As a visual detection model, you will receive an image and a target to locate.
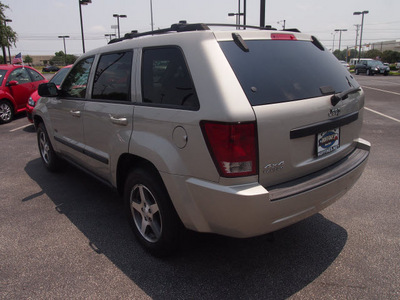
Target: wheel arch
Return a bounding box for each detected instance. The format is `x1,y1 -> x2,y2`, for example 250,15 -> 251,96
0,97 -> 16,111
116,153 -> 163,196
33,114 -> 44,130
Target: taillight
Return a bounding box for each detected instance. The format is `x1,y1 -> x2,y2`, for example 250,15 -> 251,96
201,121 -> 258,178
271,33 -> 297,40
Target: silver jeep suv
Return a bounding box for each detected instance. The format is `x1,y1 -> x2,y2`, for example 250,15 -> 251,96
34,23 -> 370,256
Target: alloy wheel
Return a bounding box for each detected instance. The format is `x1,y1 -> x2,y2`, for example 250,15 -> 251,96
0,103 -> 12,123
39,131 -> 51,164
130,184 -> 162,243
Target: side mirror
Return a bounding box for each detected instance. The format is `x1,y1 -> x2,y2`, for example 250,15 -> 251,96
6,80 -> 18,87
38,82 -> 59,97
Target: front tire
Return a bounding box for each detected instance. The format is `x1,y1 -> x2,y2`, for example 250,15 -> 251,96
355,69 -> 359,75
124,168 -> 182,257
0,100 -> 13,124
37,123 -> 63,171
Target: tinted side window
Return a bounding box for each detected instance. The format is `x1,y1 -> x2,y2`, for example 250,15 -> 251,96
141,47 -> 199,109
26,68 -> 45,82
0,70 -> 7,85
50,67 -> 70,85
92,51 -> 133,101
7,68 -> 31,84
61,57 -> 94,98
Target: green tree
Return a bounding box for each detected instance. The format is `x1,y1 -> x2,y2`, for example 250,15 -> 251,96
50,51 -> 77,66
24,55 -> 33,64
364,49 -> 383,60
333,49 -> 344,60
381,50 -> 400,63
0,2 -> 18,64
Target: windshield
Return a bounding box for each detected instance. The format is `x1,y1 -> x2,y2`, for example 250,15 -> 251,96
0,69 -> 7,86
369,60 -> 383,67
219,40 -> 360,105
50,67 -> 71,86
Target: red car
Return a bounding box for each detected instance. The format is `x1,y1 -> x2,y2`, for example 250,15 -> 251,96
26,65 -> 72,123
0,65 -> 47,124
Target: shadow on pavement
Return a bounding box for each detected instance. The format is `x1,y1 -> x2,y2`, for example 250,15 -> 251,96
25,158 -> 347,299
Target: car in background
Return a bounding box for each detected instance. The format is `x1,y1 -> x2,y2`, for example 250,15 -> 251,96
42,65 -> 60,73
355,59 -> 390,76
27,65 -> 72,122
339,60 -> 350,70
0,64 -> 47,124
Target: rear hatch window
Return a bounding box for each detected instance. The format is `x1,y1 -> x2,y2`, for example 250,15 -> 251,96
219,39 -> 359,105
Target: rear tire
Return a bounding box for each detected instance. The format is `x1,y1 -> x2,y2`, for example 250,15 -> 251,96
37,123 -> 63,171
355,69 -> 359,75
124,168 -> 182,257
0,100 -> 13,124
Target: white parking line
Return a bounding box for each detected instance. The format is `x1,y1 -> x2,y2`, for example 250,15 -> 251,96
365,107 -> 400,123
9,124 -> 31,132
362,85 -> 400,96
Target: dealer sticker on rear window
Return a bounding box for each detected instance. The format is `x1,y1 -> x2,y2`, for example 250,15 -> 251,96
317,128 -> 340,157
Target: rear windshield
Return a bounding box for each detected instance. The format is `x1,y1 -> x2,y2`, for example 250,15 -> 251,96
219,39 -> 360,105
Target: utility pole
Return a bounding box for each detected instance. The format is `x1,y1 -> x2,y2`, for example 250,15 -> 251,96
260,0 -> 266,28
353,10 -> 369,62
354,24 -> 360,54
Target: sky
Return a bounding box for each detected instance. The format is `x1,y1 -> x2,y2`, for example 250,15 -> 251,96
2,0 -> 400,57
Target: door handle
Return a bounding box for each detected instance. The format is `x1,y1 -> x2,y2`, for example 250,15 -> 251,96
109,115 -> 128,126
70,110 -> 81,117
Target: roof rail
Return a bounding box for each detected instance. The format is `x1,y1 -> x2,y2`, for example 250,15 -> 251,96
109,22 -> 210,44
109,22 -> 299,44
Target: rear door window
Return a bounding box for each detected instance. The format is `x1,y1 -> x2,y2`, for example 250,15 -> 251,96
26,68 -> 45,82
219,40 -> 359,106
141,47 -> 199,110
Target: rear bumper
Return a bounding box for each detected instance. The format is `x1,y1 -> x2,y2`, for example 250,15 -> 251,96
164,139 -> 370,238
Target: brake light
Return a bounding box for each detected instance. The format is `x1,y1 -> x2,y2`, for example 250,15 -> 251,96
201,121 -> 258,177
271,33 -> 297,40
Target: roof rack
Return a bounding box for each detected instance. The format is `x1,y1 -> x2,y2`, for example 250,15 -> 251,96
109,21 -> 299,44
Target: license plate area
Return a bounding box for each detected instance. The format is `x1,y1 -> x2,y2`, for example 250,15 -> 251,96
317,128 -> 340,157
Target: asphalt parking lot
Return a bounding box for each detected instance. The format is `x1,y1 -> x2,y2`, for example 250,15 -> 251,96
1,74 -> 399,299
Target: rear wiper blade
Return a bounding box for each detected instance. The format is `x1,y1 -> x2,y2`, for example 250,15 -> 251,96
331,87 -> 361,106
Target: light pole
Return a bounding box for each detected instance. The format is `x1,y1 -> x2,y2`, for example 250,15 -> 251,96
4,19 -> 12,64
113,14 -> 127,38
228,12 -> 244,29
243,0 -> 247,28
150,0 -> 154,32
334,29 -> 347,51
58,35 -> 70,65
105,33 -> 116,43
79,0 -> 92,54
353,10 -> 369,62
